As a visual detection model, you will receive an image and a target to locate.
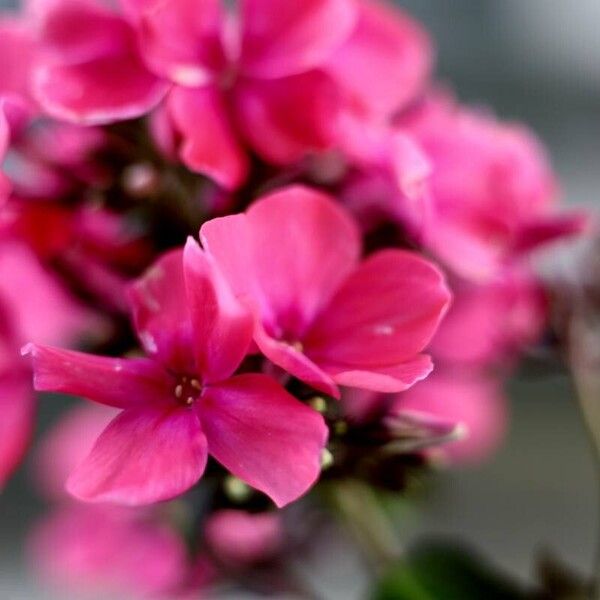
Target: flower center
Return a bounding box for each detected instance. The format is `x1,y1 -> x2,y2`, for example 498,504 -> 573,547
174,376 -> 202,406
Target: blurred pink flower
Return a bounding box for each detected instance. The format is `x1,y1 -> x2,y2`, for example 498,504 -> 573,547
399,91 -> 587,280
391,370 -> 508,465
33,0 -> 169,124
34,403 -> 118,500
0,241 -> 98,487
204,510 -> 283,567
28,504 -> 191,599
430,270 -> 548,368
201,185 -> 450,398
25,245 -> 327,507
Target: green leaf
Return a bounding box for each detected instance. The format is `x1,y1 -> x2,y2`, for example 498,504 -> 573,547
372,541 -> 526,600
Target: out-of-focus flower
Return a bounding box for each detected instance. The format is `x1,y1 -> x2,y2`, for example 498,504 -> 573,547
391,370 -> 508,464
25,245 -> 327,507
0,15 -> 38,129
31,0 -> 433,193
204,510 -> 283,567
201,185 -> 450,398
430,270 -> 548,368
399,91 -> 587,280
33,403 -> 118,500
28,504 -> 191,599
33,0 -> 169,124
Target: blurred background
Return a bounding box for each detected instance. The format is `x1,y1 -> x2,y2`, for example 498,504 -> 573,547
1,1 -> 599,598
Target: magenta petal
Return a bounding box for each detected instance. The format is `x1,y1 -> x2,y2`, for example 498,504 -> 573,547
128,249 -> 194,373
0,373 -> 35,488
305,250 -> 451,367
203,186 -> 360,339
202,374 -> 328,507
323,354 -> 433,393
67,407 -> 207,505
24,344 -> 173,409
326,1 -> 433,117
239,0 -> 356,79
34,56 -> 168,125
183,238 -> 253,383
254,321 -> 339,399
233,70 -> 340,165
139,0 -> 225,85
168,86 -> 248,189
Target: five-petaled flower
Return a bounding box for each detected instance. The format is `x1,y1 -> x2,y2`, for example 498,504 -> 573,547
24,243 -> 327,507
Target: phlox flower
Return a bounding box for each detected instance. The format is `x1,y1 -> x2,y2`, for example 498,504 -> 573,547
204,509 -> 283,567
25,244 -> 328,507
31,0 -> 433,191
399,91 -> 588,280
28,504 -> 194,599
200,185 -> 451,398
392,370 -> 508,464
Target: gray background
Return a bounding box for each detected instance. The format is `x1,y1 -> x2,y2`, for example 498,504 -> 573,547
1,1 -> 600,598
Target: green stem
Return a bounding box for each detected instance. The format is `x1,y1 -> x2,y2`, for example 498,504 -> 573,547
569,317 -> 600,599
327,479 -> 403,573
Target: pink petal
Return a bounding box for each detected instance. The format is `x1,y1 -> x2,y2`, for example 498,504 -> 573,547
34,56 -> 168,125
168,86 -> 248,189
201,374 -> 328,507
322,354 -> 433,393
0,372 -> 35,488
183,238 -> 253,384
233,70 -> 340,165
34,1 -> 167,124
239,0 -> 356,79
513,212 -> 590,255
0,17 -> 37,112
34,403 -> 118,500
326,0 -> 433,117
139,0 -> 225,85
24,344 -> 173,409
128,249 -> 194,373
395,370 -> 508,464
254,320 -> 339,398
201,185 -> 361,339
67,407 -> 207,505
0,241 -> 96,347
28,504 -> 188,597
305,250 -> 450,367
204,510 -> 283,566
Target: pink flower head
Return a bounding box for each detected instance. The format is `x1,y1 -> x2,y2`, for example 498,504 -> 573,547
204,509 -> 283,567
201,185 -> 451,398
399,91 -> 588,280
25,245 -> 328,507
430,270 -> 548,368
28,504 -> 190,599
391,370 -> 508,464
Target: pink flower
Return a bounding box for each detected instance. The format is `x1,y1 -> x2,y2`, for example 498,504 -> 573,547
204,510 -> 283,567
25,245 -> 328,507
33,403 -> 118,501
200,185 -> 451,398
399,91 -> 588,280
391,370 -> 508,464
33,0 -> 169,124
324,0 -> 434,121
28,504 -> 191,599
430,270 -> 547,368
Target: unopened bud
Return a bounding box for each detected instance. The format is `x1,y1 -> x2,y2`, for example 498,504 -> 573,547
309,396 -> 328,413
321,448 -> 334,470
224,475 -> 252,503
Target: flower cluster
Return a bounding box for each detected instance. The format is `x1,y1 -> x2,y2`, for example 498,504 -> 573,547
0,0 -> 588,596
